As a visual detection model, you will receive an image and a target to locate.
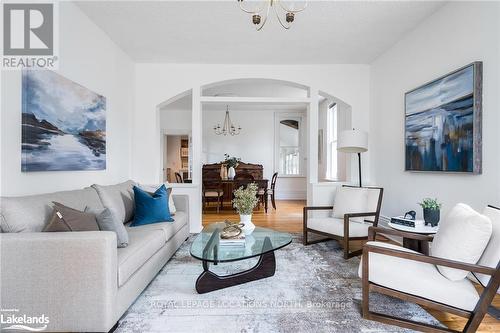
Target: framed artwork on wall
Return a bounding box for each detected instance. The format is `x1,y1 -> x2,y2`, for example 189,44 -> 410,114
22,70 -> 107,172
405,62 -> 482,173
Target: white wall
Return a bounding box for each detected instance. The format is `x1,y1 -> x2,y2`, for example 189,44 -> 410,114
203,109 -> 307,200
0,2 -> 135,196
370,2 -> 500,219
134,64 -> 371,184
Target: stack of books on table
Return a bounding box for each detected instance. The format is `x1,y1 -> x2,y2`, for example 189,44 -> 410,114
390,216 -> 425,228
219,233 -> 246,247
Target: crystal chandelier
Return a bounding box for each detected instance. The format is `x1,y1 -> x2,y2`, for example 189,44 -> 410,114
214,106 -> 241,136
237,0 -> 307,31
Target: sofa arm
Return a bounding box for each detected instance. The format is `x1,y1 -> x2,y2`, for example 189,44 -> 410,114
173,194 -> 189,214
0,231 -> 118,332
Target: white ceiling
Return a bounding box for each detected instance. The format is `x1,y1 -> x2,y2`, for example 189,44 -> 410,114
75,0 -> 446,64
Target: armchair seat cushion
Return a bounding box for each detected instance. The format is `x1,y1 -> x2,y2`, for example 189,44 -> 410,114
117,229 -> 165,287
307,217 -> 370,237
359,241 -> 480,311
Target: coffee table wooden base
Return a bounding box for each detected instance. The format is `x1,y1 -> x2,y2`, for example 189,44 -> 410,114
195,249 -> 276,294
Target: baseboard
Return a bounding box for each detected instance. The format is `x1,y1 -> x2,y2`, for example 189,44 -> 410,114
275,190 -> 307,200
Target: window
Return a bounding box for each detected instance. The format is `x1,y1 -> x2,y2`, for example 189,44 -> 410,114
276,114 -> 303,176
326,103 -> 338,180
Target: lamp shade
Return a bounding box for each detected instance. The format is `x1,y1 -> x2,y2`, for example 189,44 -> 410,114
337,129 -> 368,153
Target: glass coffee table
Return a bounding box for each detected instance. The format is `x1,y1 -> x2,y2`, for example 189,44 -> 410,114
190,222 -> 292,293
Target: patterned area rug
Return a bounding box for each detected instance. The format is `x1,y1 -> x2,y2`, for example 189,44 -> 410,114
116,235 -> 441,333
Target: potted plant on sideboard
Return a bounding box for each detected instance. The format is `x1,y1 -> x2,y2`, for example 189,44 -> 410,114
419,198 -> 442,227
232,183 -> 259,234
222,154 -> 241,180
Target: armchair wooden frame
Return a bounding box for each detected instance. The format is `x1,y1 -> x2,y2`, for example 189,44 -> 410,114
362,226 -> 500,333
303,185 -> 384,259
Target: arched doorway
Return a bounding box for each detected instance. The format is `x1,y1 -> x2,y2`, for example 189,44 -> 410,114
156,78 -> 353,232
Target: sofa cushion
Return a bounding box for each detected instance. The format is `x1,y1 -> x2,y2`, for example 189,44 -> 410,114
117,228 -> 165,287
332,186 -> 368,222
0,187 -> 104,233
307,217 -> 370,237
86,207 -> 129,248
125,211 -> 188,242
130,185 -> 174,226
92,180 -> 136,223
139,183 -> 177,215
44,202 -> 99,232
474,206 -> 500,288
359,241 -> 480,311
431,203 -> 492,281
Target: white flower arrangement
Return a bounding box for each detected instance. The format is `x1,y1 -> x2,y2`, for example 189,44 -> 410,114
232,183 -> 259,215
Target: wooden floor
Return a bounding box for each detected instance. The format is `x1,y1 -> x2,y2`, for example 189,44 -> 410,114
202,200 -> 499,333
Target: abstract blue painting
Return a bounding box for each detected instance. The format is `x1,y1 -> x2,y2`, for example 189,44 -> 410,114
22,70 -> 106,172
405,62 -> 482,173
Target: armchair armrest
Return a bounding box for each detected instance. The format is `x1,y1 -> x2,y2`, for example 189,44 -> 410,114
345,212 -> 378,218
303,206 -> 334,211
368,226 -> 435,242
363,243 -> 496,276
173,194 -> 189,213
0,231 -> 118,332
345,212 -> 378,224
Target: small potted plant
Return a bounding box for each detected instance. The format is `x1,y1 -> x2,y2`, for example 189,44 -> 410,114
419,198 -> 442,227
232,183 -> 259,234
222,154 -> 241,180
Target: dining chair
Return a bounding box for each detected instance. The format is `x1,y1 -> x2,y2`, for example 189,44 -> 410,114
259,172 -> 278,210
303,185 -> 384,259
254,179 -> 269,213
359,204 -> 500,333
202,178 -> 224,213
175,172 -> 183,183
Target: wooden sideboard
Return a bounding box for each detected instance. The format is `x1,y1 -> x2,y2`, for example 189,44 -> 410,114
202,162 -> 264,180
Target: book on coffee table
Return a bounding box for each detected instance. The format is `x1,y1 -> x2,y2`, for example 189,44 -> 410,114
219,233 -> 246,246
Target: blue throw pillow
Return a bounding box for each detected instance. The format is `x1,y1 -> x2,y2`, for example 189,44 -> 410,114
130,184 -> 174,226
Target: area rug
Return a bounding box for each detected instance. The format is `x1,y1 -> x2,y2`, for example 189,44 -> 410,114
116,235 -> 441,333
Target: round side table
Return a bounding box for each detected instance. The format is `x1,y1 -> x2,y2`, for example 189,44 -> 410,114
387,222 -> 439,255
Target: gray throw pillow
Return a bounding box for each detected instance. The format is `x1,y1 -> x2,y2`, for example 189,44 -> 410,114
86,207 -> 129,248
43,202 -> 99,232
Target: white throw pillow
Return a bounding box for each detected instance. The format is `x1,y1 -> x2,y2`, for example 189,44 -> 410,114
474,206 -> 500,287
139,183 -> 177,215
332,186 -> 368,223
431,203 -> 492,281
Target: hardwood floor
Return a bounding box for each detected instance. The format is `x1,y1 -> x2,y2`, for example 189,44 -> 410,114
202,200 -> 499,333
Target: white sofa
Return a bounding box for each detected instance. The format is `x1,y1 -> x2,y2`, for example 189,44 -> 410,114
0,180 -> 189,332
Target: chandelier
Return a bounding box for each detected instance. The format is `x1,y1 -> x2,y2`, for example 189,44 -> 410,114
214,106 -> 241,136
237,0 -> 307,31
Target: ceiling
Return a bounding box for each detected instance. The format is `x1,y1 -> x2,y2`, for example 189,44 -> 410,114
75,1 -> 446,64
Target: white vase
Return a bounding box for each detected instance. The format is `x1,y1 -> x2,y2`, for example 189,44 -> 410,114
239,214 -> 255,235
228,166 -> 236,180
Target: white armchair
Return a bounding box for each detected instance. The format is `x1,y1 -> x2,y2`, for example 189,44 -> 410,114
359,205 -> 500,333
303,185 -> 384,259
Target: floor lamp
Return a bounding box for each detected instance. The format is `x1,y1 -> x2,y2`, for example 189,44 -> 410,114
337,129 -> 368,187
